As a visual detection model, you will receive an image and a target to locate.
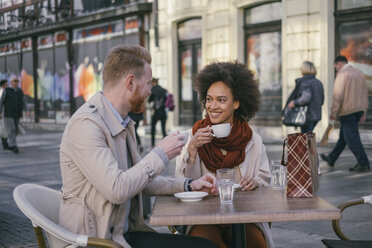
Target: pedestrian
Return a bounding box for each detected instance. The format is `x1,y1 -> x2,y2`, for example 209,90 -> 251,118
175,61 -> 274,248
286,61 -> 324,133
128,111 -> 144,153
148,77 -> 167,147
321,55 -> 370,172
0,77 -> 28,153
0,79 -> 8,150
58,44 -> 219,248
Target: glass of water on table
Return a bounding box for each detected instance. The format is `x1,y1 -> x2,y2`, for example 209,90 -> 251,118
216,168 -> 234,204
270,160 -> 287,190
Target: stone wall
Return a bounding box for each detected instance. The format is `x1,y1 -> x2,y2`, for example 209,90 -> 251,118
150,0 -> 335,138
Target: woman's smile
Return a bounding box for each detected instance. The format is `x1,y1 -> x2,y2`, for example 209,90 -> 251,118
209,111 -> 221,119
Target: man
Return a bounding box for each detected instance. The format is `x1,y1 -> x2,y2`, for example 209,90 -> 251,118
59,45 -> 218,248
0,79 -> 8,149
0,77 -> 27,153
321,56 -> 370,172
148,77 -> 167,147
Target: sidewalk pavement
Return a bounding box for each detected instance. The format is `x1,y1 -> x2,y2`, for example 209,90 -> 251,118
0,128 -> 371,248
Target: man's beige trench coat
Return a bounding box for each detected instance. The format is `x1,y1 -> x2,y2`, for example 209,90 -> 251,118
59,92 -> 186,247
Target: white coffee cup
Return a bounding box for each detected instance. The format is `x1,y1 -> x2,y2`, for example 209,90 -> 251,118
211,123 -> 231,138
179,130 -> 189,145
169,130 -> 189,145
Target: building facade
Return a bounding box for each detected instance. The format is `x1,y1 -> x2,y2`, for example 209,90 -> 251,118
149,0 -> 372,138
0,0 -> 152,124
1,0 -> 371,138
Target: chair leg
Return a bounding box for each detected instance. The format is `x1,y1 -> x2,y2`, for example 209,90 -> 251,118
33,226 -> 47,248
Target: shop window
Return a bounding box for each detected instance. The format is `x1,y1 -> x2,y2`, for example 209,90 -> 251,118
335,1 -> 372,127
177,18 -> 202,126
244,1 -> 282,125
336,0 -> 372,10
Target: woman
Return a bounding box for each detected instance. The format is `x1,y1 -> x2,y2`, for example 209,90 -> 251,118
175,61 -> 274,248
287,61 -> 324,133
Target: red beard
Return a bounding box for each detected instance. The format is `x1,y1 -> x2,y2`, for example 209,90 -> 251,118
129,86 -> 146,113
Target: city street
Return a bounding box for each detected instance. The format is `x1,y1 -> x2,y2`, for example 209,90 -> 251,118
0,129 -> 371,248
1,0 -> 372,247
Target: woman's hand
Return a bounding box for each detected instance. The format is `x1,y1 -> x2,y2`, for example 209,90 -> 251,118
239,176 -> 259,191
187,126 -> 213,160
288,100 -> 295,109
190,174 -> 218,194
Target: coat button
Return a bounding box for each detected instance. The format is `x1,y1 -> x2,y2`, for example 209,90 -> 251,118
89,105 -> 95,108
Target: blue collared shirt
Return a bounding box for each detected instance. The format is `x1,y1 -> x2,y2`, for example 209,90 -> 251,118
101,92 -> 131,128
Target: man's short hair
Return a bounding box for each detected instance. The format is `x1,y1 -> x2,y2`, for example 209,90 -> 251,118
334,55 -> 348,64
102,45 -> 152,88
152,77 -> 159,83
0,79 -> 7,87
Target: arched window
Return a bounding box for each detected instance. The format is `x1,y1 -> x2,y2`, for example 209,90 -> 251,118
178,18 -> 202,125
244,1 -> 282,125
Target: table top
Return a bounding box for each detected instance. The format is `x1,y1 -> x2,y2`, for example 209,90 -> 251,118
149,187 -> 341,226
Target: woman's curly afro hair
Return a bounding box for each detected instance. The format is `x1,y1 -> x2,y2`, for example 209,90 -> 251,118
194,60 -> 260,121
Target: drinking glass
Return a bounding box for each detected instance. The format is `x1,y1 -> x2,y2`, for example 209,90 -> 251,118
270,161 -> 287,190
217,168 -> 234,204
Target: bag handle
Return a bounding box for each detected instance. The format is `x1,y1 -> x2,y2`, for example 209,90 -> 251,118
281,138 -> 287,166
306,132 -> 316,154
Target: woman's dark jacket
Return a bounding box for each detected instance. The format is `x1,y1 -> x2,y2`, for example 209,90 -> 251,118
293,74 -> 324,122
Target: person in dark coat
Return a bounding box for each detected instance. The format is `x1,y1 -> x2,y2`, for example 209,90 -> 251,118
0,77 -> 28,153
148,77 -> 167,147
0,79 -> 8,150
128,111 -> 144,153
287,61 -> 324,133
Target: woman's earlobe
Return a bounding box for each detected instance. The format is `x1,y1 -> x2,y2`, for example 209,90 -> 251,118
234,101 -> 240,110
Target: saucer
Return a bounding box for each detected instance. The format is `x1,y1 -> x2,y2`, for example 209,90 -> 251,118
233,183 -> 241,190
174,192 -> 208,202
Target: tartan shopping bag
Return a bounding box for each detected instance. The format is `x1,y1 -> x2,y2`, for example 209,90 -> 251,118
281,132 -> 319,198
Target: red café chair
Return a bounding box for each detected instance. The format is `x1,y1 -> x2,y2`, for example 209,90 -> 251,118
321,194 -> 372,248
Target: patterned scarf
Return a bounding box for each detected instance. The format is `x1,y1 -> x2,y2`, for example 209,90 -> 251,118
192,114 -> 252,173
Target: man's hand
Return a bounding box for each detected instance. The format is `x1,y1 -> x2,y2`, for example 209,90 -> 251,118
157,132 -> 185,160
330,114 -> 335,121
190,174 -> 218,194
288,100 -> 295,109
360,113 -> 366,123
239,176 -> 259,191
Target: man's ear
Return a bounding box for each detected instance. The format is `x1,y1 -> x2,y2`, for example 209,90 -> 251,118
124,74 -> 135,92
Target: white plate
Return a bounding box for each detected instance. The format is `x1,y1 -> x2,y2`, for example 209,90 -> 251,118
233,183 -> 241,190
174,192 -> 208,202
